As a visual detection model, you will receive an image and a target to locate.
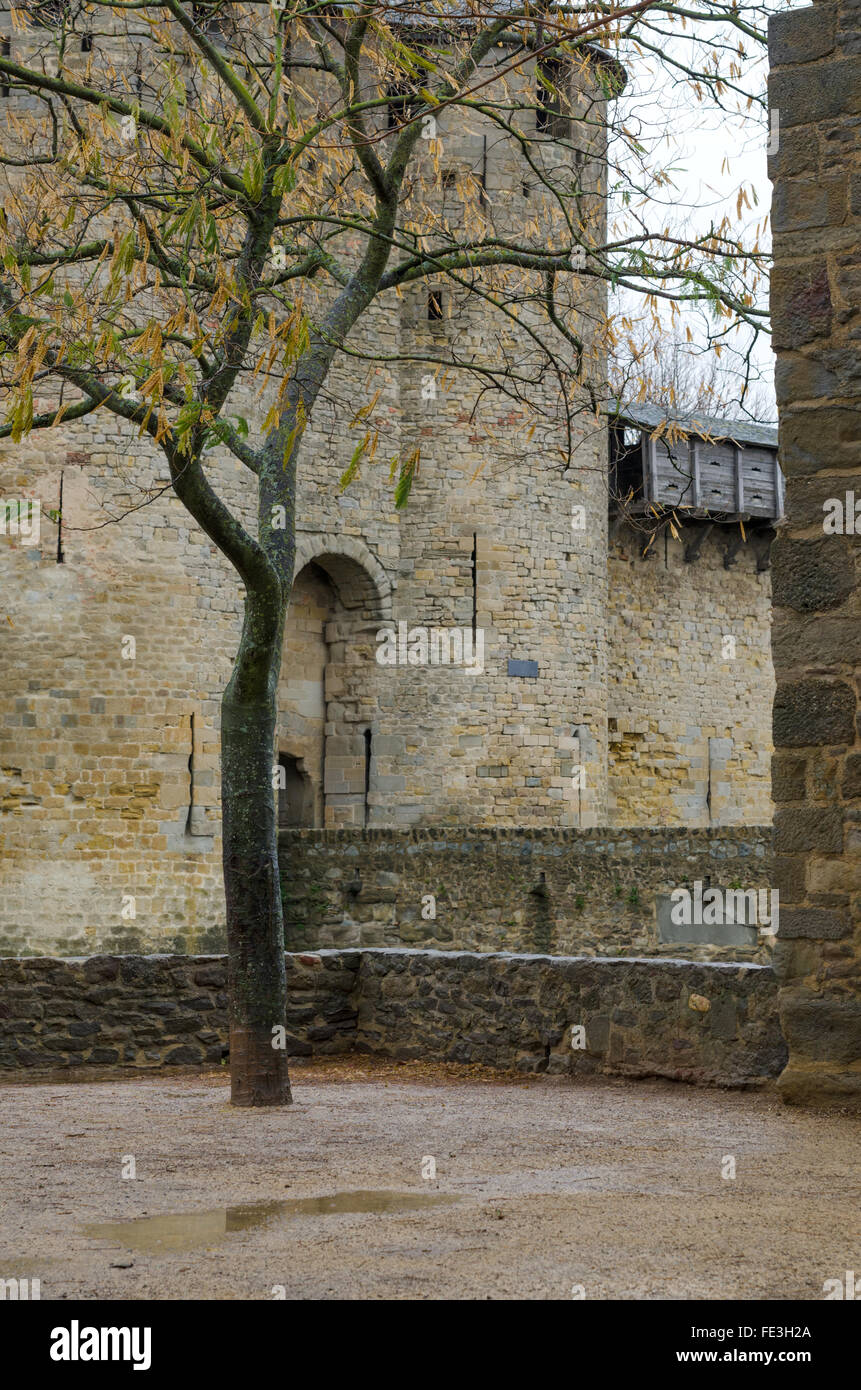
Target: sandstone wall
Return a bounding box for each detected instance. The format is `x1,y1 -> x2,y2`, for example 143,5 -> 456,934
0,16 -> 778,958
0,26 -> 609,951
768,0 -> 861,1107
0,948 -> 786,1088
608,528 -> 774,826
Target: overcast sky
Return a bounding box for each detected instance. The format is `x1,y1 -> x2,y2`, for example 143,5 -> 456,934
606,5 -> 786,420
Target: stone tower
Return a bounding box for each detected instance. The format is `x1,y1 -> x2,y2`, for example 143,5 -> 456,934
0,14 -> 613,952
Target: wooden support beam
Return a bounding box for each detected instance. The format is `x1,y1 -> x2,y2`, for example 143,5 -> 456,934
646,431 -> 659,504
690,438 -> 702,508
684,522 -> 713,564
723,528 -> 745,569
753,525 -> 777,572
734,443 -> 745,513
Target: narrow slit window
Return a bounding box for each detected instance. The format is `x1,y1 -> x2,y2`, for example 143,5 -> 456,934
471,532 -> 478,640
428,289 -> 443,322
363,729 -> 372,827
56,471 -> 64,564
186,711 -> 195,832
536,58 -> 569,137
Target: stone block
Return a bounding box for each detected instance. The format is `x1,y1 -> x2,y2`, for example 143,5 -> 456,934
771,538 -> 855,612
774,808 -> 844,853
773,680 -> 856,746
769,4 -> 836,66
777,907 -> 850,939
769,56 -> 861,131
771,261 -> 832,349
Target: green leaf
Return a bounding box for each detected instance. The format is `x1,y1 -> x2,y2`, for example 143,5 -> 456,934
393,448 -> 419,510
339,436 -> 367,492
273,162 -> 296,196
242,152 -> 265,203
202,214 -> 218,254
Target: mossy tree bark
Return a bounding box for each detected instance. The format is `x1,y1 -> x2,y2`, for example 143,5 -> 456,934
221,610 -> 291,1106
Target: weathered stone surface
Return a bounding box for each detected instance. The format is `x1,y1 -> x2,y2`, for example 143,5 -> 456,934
278,826 -> 775,965
772,614 -> 861,671
773,680 -> 856,747
779,408 -> 860,474
774,351 -> 839,403
773,853 -> 808,902
771,538 -> 855,612
841,754 -> 861,799
0,951 -> 358,1070
771,176 -> 846,235
769,56 -> 861,130
776,908 -> 850,940
0,950 -> 784,1089
769,7 -> 861,1111
354,950 -> 783,1087
771,262 -> 833,349
769,4 -> 836,66
783,471 -> 861,529
771,754 -> 807,802
774,808 -> 844,854
779,990 -> 861,1064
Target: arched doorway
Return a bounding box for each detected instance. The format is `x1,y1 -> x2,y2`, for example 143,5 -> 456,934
277,540 -> 391,827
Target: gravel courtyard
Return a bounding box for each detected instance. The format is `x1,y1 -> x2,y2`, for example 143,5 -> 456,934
1,1058 -> 858,1301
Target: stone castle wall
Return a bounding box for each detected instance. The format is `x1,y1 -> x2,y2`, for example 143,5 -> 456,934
608,527 -> 774,827
279,825 -> 775,964
1,15 -> 776,955
768,0 -> 861,1107
0,948 -> 786,1089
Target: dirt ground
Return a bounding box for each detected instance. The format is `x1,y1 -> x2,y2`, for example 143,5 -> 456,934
1,1057 -> 858,1300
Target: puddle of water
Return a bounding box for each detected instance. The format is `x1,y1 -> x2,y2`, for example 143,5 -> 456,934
84,1190 -> 461,1254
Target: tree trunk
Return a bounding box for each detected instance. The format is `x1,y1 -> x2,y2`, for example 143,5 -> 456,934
221,682 -> 292,1107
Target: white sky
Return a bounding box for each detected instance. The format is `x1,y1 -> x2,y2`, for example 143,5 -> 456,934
606,7 -> 785,420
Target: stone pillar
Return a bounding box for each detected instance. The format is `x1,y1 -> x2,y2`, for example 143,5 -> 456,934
768,1 -> 861,1106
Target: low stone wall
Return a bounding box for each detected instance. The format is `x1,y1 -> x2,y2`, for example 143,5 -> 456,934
279,826 -> 775,962
0,953 -> 359,1071
0,949 -> 785,1088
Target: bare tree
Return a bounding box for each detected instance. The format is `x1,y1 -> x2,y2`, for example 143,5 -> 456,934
611,317 -> 776,423
0,0 -> 781,1104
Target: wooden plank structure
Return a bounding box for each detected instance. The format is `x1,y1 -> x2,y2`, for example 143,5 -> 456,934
609,404 -> 783,524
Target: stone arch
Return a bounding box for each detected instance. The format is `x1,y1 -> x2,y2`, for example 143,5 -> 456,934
292,532 -> 394,621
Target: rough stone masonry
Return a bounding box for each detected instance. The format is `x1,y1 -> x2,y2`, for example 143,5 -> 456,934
0,949 -> 786,1089
768,0 -> 861,1107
